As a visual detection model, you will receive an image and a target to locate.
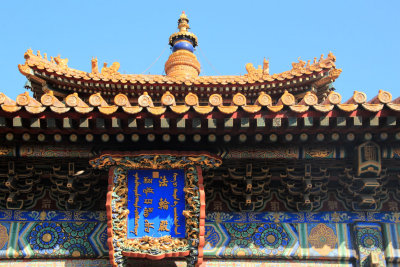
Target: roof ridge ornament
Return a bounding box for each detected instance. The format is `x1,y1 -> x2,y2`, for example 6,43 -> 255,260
178,11 -> 190,33
165,12 -> 201,79
168,11 -> 198,47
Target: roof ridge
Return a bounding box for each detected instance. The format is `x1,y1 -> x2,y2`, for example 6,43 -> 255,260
19,49 -> 340,86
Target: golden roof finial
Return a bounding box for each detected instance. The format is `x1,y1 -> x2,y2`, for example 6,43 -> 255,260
165,12 -> 200,78
179,11 -> 189,21
178,11 -> 190,32
169,12 -> 198,47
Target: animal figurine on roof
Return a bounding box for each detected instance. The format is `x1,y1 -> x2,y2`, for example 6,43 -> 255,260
54,55 -> 69,68
91,57 -> 99,74
101,62 -> 120,76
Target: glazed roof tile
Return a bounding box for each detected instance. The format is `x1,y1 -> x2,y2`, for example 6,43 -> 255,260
19,49 -> 340,89
0,89 -> 398,116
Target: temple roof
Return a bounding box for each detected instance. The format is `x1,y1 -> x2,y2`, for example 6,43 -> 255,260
18,12 -> 341,101
0,89 -> 398,148
19,49 -> 340,99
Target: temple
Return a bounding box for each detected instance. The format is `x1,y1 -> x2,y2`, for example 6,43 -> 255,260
0,12 -> 399,267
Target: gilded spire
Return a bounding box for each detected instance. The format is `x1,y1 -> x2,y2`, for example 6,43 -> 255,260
178,11 -> 189,32
168,11 -> 198,48
165,12 -> 201,79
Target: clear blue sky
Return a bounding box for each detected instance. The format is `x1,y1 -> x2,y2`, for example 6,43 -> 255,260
0,1 -> 399,100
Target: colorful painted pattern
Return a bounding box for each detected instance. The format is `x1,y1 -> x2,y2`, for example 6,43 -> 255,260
1,211 -> 400,266
204,222 -> 353,260
0,221 -> 108,258
206,211 -> 400,223
19,145 -> 92,158
354,223 -> 386,267
298,223 -> 354,259
0,210 -> 106,222
203,259 -> 353,267
0,259 -> 111,267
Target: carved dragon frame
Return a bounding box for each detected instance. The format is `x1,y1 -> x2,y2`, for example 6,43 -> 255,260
89,151 -> 222,267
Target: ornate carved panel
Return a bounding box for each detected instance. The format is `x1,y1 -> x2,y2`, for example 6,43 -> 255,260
90,152 -> 222,267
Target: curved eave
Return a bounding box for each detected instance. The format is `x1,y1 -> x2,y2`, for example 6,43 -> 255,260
21,50 -> 340,98
0,89 -> 395,117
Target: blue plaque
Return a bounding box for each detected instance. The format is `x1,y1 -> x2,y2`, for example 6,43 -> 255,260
127,169 -> 186,238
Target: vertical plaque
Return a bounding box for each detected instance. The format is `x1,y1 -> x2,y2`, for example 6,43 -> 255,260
90,152 -> 222,267
127,170 -> 186,238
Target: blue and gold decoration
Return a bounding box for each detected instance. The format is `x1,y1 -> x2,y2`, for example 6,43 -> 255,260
354,223 -> 386,266
18,221 -> 107,258
204,222 -> 299,258
206,211 -> 400,224
165,12 -> 201,78
252,224 -> 291,255
127,169 -> 185,238
28,222 -> 66,255
1,210 -> 400,265
90,152 -> 222,267
0,211 -> 108,259
299,223 -> 354,259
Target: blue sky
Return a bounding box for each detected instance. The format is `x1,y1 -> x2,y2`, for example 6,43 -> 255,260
0,0 -> 399,100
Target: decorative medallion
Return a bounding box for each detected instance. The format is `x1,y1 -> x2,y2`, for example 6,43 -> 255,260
280,91 -> 295,106
303,92 -> 318,106
0,223 -> 8,249
16,92 -> 30,106
40,92 -> 54,106
29,222 -> 66,254
209,94 -> 223,107
354,224 -> 385,267
89,93 -> 102,106
356,227 -> 383,254
65,93 -> 78,107
161,92 -> 175,106
256,92 -> 272,106
138,93 -> 153,107
353,91 -> 367,104
308,224 -> 337,256
252,224 -> 290,254
114,93 -> 129,106
232,93 -> 246,106
377,89 -> 392,103
327,91 -> 342,104
185,93 -> 198,106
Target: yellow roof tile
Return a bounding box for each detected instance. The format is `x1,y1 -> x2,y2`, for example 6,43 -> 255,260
19,49 -> 339,90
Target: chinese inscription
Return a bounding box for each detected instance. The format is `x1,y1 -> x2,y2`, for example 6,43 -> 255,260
127,170 -> 185,238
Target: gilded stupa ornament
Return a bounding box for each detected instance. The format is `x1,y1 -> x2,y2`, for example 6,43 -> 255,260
165,12 -> 201,79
